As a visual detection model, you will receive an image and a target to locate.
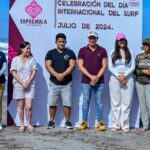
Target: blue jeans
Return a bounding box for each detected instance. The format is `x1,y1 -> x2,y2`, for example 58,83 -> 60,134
81,83 -> 104,121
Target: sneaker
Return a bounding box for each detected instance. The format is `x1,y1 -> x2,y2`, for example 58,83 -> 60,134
78,121 -> 88,130
0,124 -> 3,130
47,121 -> 55,129
97,121 -> 106,131
65,121 -> 73,129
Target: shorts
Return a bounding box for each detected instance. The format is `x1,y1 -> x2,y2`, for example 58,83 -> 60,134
48,81 -> 72,107
13,86 -> 35,100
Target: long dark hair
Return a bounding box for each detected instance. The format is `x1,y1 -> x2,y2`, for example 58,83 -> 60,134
112,40 -> 131,65
18,41 -> 31,55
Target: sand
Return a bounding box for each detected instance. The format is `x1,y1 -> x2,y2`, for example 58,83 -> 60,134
0,126 -> 150,150
1,96 -> 150,150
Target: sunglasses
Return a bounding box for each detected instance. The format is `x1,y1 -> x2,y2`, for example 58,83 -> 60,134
88,36 -> 97,39
141,44 -> 150,50
118,40 -> 126,43
143,43 -> 149,47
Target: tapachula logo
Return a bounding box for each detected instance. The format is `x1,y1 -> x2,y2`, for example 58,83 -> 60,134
20,0 -> 47,26
25,0 -> 42,18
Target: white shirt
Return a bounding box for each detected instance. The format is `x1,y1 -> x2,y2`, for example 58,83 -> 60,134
10,56 -> 37,87
108,50 -> 135,78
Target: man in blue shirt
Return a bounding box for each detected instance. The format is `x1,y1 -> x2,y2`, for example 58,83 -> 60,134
45,33 -> 76,129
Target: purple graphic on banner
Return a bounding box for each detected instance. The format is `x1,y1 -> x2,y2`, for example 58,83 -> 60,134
129,0 -> 140,6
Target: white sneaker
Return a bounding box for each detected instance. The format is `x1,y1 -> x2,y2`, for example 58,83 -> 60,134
0,124 -> 3,130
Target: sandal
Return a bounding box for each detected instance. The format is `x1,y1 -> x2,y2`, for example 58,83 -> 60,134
122,128 -> 129,132
139,128 -> 149,132
19,126 -> 25,132
27,125 -> 34,132
111,127 -> 118,131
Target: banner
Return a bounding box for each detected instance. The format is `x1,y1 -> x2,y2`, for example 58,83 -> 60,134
8,0 -> 142,127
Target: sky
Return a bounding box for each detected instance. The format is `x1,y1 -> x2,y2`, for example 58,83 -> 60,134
143,0 -> 150,38
0,0 -> 9,39
0,0 -> 149,39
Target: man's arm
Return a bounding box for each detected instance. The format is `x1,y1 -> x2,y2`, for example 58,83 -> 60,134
62,59 -> 76,76
45,59 -> 76,81
45,60 -> 59,79
96,58 -> 108,79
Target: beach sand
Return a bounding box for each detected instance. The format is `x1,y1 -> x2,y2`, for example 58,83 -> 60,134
0,126 -> 150,150
1,97 -> 150,150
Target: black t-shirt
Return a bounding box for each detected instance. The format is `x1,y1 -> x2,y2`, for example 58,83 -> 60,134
0,51 -> 7,84
45,48 -> 76,85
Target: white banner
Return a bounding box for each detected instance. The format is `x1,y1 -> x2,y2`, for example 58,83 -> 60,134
8,0 -> 142,127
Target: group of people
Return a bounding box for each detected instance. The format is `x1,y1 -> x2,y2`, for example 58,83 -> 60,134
3,32 -> 149,133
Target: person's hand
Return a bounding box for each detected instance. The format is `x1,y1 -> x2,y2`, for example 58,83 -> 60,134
21,81 -> 25,89
21,80 -> 30,90
58,73 -> 65,81
90,81 -> 95,86
120,79 -> 127,87
24,80 -> 30,89
118,74 -> 126,82
90,75 -> 99,84
143,69 -> 150,75
56,73 -> 65,82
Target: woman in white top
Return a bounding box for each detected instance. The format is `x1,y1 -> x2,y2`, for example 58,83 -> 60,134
108,33 -> 135,132
10,41 -> 37,132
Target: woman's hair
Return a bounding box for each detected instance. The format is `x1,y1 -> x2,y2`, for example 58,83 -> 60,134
18,41 -> 31,55
111,39 -> 131,65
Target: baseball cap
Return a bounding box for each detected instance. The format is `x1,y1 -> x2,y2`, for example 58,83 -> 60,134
116,33 -> 126,40
142,38 -> 150,45
88,31 -> 98,38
